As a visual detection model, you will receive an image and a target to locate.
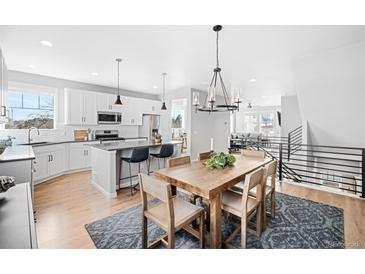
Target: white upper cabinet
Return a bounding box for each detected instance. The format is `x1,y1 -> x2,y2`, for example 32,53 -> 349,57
97,93 -> 122,112
83,92 -> 97,124
140,98 -> 162,115
65,88 -> 162,126
65,88 -> 97,125
120,96 -> 143,125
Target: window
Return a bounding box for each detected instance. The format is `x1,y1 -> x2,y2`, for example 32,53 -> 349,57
5,90 -> 55,129
243,113 -> 259,133
238,109 -> 280,136
171,98 -> 187,138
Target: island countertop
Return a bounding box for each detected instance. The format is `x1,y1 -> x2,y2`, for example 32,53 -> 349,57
0,145 -> 35,163
90,140 -> 182,151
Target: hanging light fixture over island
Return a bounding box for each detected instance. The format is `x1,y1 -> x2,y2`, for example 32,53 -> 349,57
114,58 -> 123,105
193,25 -> 242,113
161,72 -> 167,110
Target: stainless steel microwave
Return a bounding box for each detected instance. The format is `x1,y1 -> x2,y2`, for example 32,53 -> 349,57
97,111 -> 122,124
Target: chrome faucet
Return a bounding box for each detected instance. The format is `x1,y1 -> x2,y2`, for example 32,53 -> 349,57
28,127 -> 40,143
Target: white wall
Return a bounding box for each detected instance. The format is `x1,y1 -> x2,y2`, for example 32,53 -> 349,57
293,41 -> 365,147
8,70 -> 158,100
159,86 -> 191,151
190,89 -> 230,159
0,71 -> 158,143
281,95 -> 302,137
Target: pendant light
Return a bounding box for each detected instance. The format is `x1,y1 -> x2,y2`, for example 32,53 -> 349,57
161,72 -> 167,110
114,58 -> 123,105
196,25 -> 241,113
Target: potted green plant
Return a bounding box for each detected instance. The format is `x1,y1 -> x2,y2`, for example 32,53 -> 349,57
203,152 -> 236,169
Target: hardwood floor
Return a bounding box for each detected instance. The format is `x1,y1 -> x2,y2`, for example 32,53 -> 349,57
34,171 -> 365,249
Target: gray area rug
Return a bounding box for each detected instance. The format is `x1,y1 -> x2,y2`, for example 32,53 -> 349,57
85,192 -> 344,249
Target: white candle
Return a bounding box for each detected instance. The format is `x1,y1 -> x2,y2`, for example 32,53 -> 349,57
210,138 -> 214,151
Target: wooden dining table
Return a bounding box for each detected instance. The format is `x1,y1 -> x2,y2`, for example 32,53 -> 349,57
155,154 -> 272,248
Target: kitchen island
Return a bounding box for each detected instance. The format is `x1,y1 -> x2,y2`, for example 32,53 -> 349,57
90,140 -> 182,197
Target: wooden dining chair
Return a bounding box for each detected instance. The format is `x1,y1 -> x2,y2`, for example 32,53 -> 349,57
138,173 -> 205,249
231,149 -> 266,192
249,160 -> 277,230
197,151 -> 214,230
166,156 -> 200,205
198,151 -> 211,160
221,167 -> 265,248
241,149 -> 266,159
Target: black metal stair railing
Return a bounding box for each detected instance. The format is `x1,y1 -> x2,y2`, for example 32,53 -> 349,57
288,125 -> 302,161
244,139 -> 364,198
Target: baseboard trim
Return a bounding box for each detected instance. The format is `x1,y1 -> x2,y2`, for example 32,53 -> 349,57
34,167 -> 91,185
282,179 -> 363,200
90,180 -> 117,198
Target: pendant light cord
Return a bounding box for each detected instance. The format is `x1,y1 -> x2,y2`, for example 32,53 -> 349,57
117,61 -> 120,96
216,30 -> 219,68
162,73 -> 166,101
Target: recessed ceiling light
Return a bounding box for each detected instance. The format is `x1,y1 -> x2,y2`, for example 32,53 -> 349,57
249,78 -> 257,83
153,85 -> 158,89
28,64 -> 36,69
40,40 -> 53,47
91,72 -> 99,76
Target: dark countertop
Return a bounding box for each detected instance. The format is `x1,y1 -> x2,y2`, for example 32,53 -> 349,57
16,137 -> 148,147
90,140 -> 182,151
0,145 -> 35,163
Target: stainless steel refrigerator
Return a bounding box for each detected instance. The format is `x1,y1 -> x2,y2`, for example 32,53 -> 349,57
139,114 -> 161,141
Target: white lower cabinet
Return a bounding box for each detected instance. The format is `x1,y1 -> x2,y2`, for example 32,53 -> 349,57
33,142 -> 98,184
33,153 -> 49,182
33,144 -> 66,183
68,142 -> 97,171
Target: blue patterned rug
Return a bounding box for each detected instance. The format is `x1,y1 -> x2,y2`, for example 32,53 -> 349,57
85,192 -> 344,249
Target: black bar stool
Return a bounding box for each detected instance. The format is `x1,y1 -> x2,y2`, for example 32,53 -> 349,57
120,147 -> 150,195
150,144 -> 174,169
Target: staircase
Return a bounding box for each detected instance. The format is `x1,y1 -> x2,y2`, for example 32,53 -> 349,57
243,126 -> 365,198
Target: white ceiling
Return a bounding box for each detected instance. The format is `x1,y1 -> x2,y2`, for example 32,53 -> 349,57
1,25 -> 365,105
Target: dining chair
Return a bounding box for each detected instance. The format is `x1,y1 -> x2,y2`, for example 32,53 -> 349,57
221,167 -> 265,248
241,149 -> 266,159
249,160 -> 277,230
138,173 -> 205,249
198,151 -> 213,230
198,151 -> 211,160
166,156 -> 200,205
231,149 -> 266,192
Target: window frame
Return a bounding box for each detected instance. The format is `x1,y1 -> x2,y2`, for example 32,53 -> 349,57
4,82 -> 58,130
